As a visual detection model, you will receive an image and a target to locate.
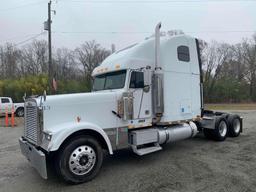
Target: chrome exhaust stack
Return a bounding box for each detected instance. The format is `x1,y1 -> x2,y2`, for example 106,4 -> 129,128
152,22 -> 164,118
155,22 -> 161,70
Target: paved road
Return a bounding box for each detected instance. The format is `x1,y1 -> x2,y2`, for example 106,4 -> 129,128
0,111 -> 256,192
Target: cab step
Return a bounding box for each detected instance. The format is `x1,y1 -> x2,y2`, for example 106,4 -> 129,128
132,144 -> 162,156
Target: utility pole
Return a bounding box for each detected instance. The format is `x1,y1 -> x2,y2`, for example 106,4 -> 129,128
45,0 -> 53,94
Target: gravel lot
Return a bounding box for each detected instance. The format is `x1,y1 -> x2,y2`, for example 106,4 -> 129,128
0,111 -> 256,192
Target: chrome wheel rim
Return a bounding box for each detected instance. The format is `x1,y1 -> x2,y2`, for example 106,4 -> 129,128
219,121 -> 227,137
233,119 -> 241,133
69,145 -> 96,175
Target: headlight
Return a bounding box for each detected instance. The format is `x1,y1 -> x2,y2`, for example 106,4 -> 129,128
43,131 -> 52,141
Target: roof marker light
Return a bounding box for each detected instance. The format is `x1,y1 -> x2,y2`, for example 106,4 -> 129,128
115,64 -> 121,69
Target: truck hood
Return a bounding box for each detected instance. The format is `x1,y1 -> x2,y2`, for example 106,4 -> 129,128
41,91 -> 122,132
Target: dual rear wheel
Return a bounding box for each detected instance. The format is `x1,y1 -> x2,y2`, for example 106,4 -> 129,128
227,115 -> 242,137
203,115 -> 241,141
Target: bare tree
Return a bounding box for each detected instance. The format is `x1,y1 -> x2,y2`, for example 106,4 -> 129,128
201,41 -> 231,101
33,40 -> 48,74
241,35 -> 256,101
229,44 -> 246,81
0,45 -> 5,79
19,40 -> 48,76
0,43 -> 20,79
75,40 -> 110,87
55,48 -> 81,80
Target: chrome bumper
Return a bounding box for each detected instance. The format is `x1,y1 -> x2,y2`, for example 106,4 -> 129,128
19,137 -> 47,179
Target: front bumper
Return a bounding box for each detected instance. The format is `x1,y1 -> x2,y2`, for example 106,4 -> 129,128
19,137 -> 48,179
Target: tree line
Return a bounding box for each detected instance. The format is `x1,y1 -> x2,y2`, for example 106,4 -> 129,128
0,40 -> 110,102
201,34 -> 256,103
0,34 -> 256,103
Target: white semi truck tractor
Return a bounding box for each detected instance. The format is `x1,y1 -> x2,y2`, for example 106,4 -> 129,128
19,23 -> 242,184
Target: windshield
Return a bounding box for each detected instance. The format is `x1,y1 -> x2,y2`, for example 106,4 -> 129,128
93,70 -> 127,91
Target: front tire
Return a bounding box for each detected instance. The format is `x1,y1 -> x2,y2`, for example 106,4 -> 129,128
16,108 -> 24,117
55,136 -> 103,184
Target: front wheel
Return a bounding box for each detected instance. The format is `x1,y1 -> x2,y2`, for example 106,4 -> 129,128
55,136 -> 103,184
16,108 -> 24,117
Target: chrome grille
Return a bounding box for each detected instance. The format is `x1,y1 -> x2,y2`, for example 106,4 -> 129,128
24,99 -> 40,145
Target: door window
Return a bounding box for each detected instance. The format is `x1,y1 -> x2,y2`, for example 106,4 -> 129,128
129,71 -> 144,89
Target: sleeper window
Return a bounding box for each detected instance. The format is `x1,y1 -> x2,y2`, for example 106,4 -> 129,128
177,46 -> 190,62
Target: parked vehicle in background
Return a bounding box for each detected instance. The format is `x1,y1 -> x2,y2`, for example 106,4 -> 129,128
19,23 -> 243,184
0,97 -> 24,117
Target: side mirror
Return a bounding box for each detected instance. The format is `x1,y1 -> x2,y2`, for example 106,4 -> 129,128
143,85 -> 150,93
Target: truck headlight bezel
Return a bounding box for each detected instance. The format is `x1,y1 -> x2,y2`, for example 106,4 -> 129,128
43,131 -> 52,141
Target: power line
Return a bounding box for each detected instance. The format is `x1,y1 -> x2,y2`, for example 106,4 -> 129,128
0,0 -> 254,13
6,30 -> 253,46
187,30 -> 256,34
61,0 -> 256,3
0,1 -> 45,12
53,30 -> 256,35
0,0 -> 253,13
4,33 -> 46,42
54,31 -> 151,34
14,32 -> 46,46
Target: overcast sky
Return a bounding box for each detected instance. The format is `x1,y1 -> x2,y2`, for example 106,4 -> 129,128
0,0 -> 255,50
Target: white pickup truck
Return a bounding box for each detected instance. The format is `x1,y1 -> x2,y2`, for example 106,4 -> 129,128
0,97 -> 24,117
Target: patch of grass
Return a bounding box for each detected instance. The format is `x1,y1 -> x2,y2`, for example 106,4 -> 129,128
205,103 -> 256,110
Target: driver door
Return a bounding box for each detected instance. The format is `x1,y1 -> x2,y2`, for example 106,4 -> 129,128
129,71 -> 152,120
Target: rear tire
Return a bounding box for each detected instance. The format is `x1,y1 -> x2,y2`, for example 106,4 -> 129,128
55,135 -> 103,184
212,117 -> 228,141
227,115 -> 241,137
203,117 -> 228,141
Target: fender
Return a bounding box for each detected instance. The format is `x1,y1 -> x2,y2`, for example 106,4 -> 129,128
45,122 -> 113,154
